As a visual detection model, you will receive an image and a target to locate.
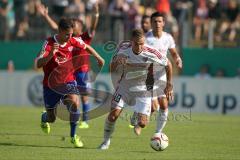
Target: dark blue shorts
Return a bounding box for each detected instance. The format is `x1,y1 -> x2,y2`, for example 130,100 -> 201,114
43,81 -> 78,109
75,71 -> 91,95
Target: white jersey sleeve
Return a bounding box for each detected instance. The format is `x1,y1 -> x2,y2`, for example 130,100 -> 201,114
168,34 -> 176,49
142,45 -> 168,66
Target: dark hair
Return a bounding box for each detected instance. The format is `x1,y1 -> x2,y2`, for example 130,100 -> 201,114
150,12 -> 165,21
142,15 -> 150,21
71,18 -> 84,27
58,18 -> 74,30
131,28 -> 144,39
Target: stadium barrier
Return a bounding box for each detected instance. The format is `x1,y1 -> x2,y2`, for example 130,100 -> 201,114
182,48 -> 240,77
0,42 -> 239,76
0,71 -> 239,115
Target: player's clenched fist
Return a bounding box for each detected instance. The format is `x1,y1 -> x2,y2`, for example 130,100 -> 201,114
176,57 -> 182,69
164,82 -> 174,102
97,57 -> 105,67
51,43 -> 59,54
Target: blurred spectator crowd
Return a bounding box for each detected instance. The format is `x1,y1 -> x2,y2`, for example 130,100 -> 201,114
0,0 -> 239,47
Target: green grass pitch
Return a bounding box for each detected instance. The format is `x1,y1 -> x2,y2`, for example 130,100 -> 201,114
0,106 -> 240,160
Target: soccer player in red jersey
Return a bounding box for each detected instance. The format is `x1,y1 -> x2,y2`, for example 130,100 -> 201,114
36,18 -> 104,148
36,2 -> 100,128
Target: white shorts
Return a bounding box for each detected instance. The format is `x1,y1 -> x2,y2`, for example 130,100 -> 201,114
153,80 -> 166,99
112,87 -> 152,116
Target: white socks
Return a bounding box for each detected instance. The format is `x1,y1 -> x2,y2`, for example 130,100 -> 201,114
103,118 -> 115,143
156,109 -> 168,133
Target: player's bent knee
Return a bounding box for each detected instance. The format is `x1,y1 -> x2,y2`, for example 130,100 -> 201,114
74,100 -> 80,108
108,112 -> 120,122
159,97 -> 169,110
64,99 -> 79,111
108,115 -> 118,122
108,108 -> 122,122
64,94 -> 79,108
71,101 -> 79,110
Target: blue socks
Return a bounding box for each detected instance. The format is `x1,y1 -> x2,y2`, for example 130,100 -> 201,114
70,108 -> 80,137
82,103 -> 90,122
70,122 -> 77,138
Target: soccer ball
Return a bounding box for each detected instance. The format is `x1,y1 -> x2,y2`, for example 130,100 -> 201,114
150,133 -> 169,151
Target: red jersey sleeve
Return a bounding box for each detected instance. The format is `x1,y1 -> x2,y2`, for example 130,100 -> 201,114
81,31 -> 93,44
70,37 -> 87,49
37,39 -> 52,59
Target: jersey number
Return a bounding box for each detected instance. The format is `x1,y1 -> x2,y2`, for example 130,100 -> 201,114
113,94 -> 121,103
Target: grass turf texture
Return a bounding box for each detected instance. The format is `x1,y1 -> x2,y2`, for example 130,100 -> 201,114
0,106 -> 240,160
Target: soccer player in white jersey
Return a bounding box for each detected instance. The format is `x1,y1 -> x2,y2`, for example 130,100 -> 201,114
146,12 -> 182,69
134,12 -> 182,136
98,29 -> 173,150
149,12 -> 182,136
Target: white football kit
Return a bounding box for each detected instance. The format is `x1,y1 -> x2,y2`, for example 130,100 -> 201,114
112,43 -> 168,116
145,31 -> 176,97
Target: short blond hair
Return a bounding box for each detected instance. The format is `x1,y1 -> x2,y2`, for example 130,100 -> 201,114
131,28 -> 144,39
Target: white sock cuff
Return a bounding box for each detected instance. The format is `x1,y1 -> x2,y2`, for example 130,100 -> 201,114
158,109 -> 168,121
160,108 -> 168,114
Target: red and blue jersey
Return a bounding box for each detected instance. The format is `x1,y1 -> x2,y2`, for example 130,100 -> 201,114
37,35 -> 86,87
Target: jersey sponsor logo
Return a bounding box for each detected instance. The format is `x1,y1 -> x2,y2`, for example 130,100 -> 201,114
126,70 -> 147,80
55,57 -> 68,64
68,46 -> 73,52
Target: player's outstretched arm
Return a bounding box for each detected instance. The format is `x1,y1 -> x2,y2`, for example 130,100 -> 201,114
85,44 -> 105,67
89,2 -> 100,36
164,60 -> 174,101
169,48 -> 182,69
36,3 -> 58,31
36,43 -> 59,68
